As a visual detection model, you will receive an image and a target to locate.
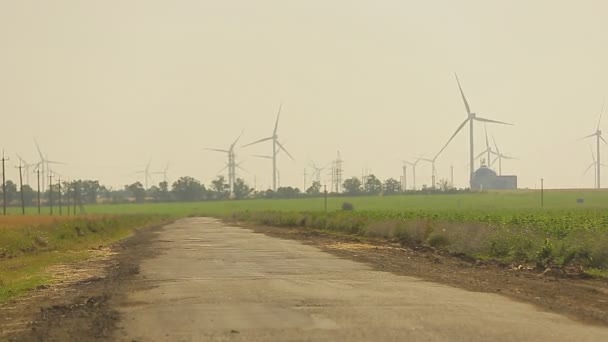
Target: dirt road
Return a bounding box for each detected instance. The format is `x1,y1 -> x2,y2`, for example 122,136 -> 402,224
106,218 -> 608,341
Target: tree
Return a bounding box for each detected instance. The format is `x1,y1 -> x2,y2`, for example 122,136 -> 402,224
306,181 -> 322,196
2,180 -> 18,204
157,181 -> 171,201
364,174 -> 382,195
172,176 -> 205,202
210,176 -> 229,200
125,182 -> 146,203
342,177 -> 362,196
383,178 -> 401,195
275,186 -> 301,198
233,178 -> 252,200
19,185 -> 35,206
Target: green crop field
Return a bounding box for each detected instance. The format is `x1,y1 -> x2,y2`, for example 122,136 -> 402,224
6,189 -> 607,217
2,188 -> 608,299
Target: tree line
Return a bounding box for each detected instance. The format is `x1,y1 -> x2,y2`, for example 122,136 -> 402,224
0,174 -> 463,206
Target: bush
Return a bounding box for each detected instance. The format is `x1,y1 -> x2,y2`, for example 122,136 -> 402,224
342,202 -> 354,211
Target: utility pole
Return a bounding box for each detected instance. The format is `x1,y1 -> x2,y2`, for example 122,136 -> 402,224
36,169 -> 41,214
49,173 -> 53,215
67,180 -> 71,216
73,181 -> 77,215
18,163 -> 24,215
58,178 -> 62,216
303,168 -> 307,192
541,178 -> 544,208
324,184 -> 328,214
2,151 -> 8,215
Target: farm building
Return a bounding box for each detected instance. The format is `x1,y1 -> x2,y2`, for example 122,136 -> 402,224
471,166 -> 517,191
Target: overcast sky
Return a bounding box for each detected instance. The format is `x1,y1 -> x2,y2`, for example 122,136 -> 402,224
1,0 -> 608,190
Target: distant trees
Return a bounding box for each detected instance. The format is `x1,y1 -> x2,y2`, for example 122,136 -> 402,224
342,177 -> 362,196
125,182 -> 146,203
363,175 -> 382,195
172,176 -> 206,202
306,181 -> 322,195
383,178 -> 401,195
233,178 -> 252,200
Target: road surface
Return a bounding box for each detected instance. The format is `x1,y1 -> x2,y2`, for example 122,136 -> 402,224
113,218 -> 608,341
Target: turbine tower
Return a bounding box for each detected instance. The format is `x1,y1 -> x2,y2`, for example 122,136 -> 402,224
403,158 -> 422,190
33,139 -> 65,192
153,162 -> 170,184
136,159 -> 153,189
243,104 -> 294,191
206,132 -> 244,197
583,145 -> 606,188
490,135 -> 516,176
419,156 -> 438,189
579,102 -> 606,189
16,154 -> 36,185
436,74 -> 513,188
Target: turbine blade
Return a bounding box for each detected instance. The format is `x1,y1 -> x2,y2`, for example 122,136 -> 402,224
601,136 -> 608,145
435,118 -> 469,158
454,73 -> 472,115
492,134 -> 500,155
205,148 -> 230,153
584,162 -> 595,175
474,149 -> 487,160
231,130 -> 245,150
251,154 -> 273,160
578,133 -> 597,141
591,145 -> 596,162
276,141 -> 295,160
242,136 -> 273,148
490,157 -> 499,167
598,100 -> 605,132
475,117 -> 513,126
46,160 -> 66,165
34,139 -> 44,161
484,125 -> 490,149
273,104 -> 282,135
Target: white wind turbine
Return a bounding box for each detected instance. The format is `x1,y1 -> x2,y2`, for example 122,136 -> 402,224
33,139 -> 65,192
579,102 -> 606,189
490,135 -> 516,176
436,74 -> 513,188
153,162 -> 170,184
206,132 -> 245,197
16,154 -> 37,185
242,105 -> 294,191
136,159 -> 153,189
403,157 -> 422,190
418,156 -> 438,189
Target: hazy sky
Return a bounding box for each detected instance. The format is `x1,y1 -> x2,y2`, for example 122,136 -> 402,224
1,0 -> 608,190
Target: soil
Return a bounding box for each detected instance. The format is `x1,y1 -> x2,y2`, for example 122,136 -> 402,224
247,225 -> 608,327
0,224 -> 164,342
1,220 -> 607,341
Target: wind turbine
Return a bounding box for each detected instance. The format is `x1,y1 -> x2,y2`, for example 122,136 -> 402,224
136,159 -> 153,189
436,74 -> 513,188
153,162 -> 170,184
33,139 -> 65,192
206,132 -> 244,196
490,135 -> 516,176
579,101 -> 606,189
403,157 -> 422,190
16,154 -> 36,185
242,104 -> 294,191
473,126 -> 494,169
419,156 -> 438,189
309,161 -> 330,183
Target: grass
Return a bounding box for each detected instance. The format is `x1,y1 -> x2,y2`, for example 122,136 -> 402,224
0,215 -> 169,303
2,188 -> 608,301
